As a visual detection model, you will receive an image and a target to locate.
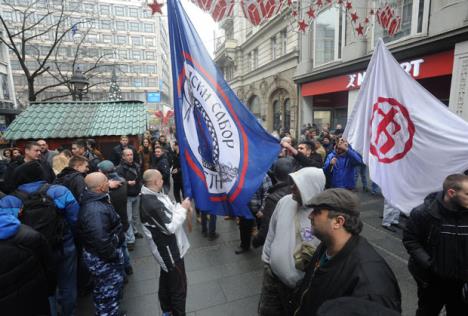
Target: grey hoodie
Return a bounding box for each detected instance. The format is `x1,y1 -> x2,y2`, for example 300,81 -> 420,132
262,167 -> 325,288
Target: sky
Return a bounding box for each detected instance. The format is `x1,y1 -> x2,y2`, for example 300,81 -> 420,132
180,0 -> 219,58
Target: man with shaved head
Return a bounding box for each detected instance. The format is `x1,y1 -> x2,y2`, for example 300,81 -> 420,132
140,169 -> 191,316
116,148 -> 142,250
78,172 -> 125,316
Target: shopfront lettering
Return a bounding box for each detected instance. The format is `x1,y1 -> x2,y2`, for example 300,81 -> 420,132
346,58 -> 424,89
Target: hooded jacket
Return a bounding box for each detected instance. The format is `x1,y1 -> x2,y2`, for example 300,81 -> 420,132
77,190 -> 124,262
323,146 -> 362,189
139,185 -> 189,272
54,167 -> 86,203
116,161 -> 142,197
262,167 -> 325,288
0,209 -> 55,316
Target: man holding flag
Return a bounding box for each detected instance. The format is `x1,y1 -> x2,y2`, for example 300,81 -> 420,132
344,39 -> 468,314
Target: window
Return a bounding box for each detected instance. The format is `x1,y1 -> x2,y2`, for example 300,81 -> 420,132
133,78 -> 143,87
100,20 -> 112,30
83,3 -> 94,13
102,34 -> 112,43
248,96 -> 261,120
314,6 -> 345,67
129,8 -> 139,18
87,34 -> 98,44
115,21 -> 126,31
129,22 -> 140,32
147,65 -> 156,73
373,0 -> 429,45
145,51 -> 155,60
0,74 -> 10,100
144,23 -> 154,33
145,38 -> 154,46
100,4 -> 110,15
280,29 -> 287,55
132,50 -> 142,60
114,6 -> 125,16
117,50 -> 128,59
117,35 -> 128,45
271,36 -> 277,60
284,98 -> 290,132
148,78 -> 159,86
132,36 -> 143,46
273,100 -> 281,132
2,11 -> 13,21
251,48 -> 258,70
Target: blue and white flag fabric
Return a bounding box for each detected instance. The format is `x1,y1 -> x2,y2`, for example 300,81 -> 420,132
168,0 -> 280,218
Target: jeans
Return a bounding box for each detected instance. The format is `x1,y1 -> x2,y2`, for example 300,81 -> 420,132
125,196 -> 140,244
382,200 -> 400,227
49,236 -> 77,316
122,241 -> 131,269
371,182 -> 381,194
201,212 -> 217,235
354,164 -> 368,189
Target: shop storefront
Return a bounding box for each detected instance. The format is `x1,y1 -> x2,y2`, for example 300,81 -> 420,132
300,49 -> 454,129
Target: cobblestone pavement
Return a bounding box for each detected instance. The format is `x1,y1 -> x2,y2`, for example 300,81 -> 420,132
77,191 -> 417,316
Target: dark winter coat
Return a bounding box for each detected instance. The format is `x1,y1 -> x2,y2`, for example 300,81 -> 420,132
108,179 -> 129,233
403,191 -> 468,282
110,144 -> 138,166
0,224 -> 56,316
252,182 -> 291,248
77,190 -> 124,262
54,167 -> 86,203
3,158 -> 55,193
293,235 -> 402,316
293,152 -> 323,170
83,150 -> 101,172
151,155 -> 171,185
172,152 -> 183,184
138,147 -> 153,171
116,161 -> 142,197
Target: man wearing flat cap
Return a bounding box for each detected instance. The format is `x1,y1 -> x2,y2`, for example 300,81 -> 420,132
292,188 -> 402,316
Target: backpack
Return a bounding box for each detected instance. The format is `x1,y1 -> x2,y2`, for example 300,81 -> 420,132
13,184 -> 65,250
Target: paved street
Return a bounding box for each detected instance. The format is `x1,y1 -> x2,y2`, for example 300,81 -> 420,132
77,191 -> 417,316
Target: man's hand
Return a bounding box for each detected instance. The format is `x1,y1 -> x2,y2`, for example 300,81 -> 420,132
128,180 -> 136,186
171,168 -> 178,174
181,197 -> 191,210
256,211 -> 264,219
108,179 -> 122,189
281,140 -> 298,155
330,157 -> 337,166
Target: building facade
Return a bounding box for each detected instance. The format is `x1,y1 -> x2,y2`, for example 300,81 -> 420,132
0,25 -> 19,134
294,0 -> 468,129
214,7 -> 299,135
0,0 -> 171,108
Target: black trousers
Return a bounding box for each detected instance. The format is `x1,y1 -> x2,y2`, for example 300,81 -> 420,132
239,217 -> 255,250
173,180 -> 184,203
416,278 -> 468,316
159,259 -> 187,316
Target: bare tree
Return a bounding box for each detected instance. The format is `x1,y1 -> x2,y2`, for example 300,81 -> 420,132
0,0 -> 109,102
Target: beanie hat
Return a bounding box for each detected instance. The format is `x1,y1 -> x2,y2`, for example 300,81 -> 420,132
97,160 -> 115,174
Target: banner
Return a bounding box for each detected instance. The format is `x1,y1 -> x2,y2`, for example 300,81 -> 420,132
344,39 -> 468,215
168,0 -> 280,217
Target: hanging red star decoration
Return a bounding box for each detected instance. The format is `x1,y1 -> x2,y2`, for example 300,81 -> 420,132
148,0 -> 163,15
355,23 -> 364,35
315,0 -> 323,7
337,0 -> 343,4
345,1 -> 353,10
364,17 -> 370,24
298,20 -> 308,32
291,10 -> 298,17
350,11 -> 359,22
306,7 -> 316,18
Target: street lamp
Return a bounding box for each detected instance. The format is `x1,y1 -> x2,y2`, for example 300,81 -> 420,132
70,67 -> 89,101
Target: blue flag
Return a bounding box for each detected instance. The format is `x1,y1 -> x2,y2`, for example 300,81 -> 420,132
168,0 -> 280,218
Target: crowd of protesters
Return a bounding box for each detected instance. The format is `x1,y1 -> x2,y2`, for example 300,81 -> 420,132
0,123 -> 467,316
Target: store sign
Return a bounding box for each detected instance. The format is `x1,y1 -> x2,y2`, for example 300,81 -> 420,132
301,50 -> 454,97
147,92 -> 161,103
346,59 -> 424,89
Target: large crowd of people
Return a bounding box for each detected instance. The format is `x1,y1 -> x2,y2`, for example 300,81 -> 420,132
0,124 -> 467,316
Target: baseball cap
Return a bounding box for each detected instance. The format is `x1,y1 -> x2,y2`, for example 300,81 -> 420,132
97,160 -> 115,173
306,188 -> 360,215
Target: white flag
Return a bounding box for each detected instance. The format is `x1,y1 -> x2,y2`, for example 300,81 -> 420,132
344,39 -> 468,215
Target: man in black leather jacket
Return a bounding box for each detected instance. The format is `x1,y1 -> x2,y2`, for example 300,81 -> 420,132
78,172 -> 125,316
403,174 -> 468,315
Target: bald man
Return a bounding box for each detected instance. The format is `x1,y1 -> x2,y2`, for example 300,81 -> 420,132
78,172 -> 125,316
140,169 -> 191,316
116,148 -> 142,249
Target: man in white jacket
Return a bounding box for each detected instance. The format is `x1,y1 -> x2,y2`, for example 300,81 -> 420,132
259,167 -> 325,316
139,169 -> 191,316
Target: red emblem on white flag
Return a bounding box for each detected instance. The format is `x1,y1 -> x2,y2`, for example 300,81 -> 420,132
369,97 -> 415,163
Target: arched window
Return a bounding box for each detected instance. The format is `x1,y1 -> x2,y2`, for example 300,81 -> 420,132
284,98 -> 290,132
273,100 -> 281,132
248,95 -> 261,120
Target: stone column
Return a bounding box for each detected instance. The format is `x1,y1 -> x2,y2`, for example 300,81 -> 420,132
449,40 -> 468,122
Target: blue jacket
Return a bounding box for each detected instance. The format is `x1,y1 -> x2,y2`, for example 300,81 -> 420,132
323,147 -> 363,189
0,181 -> 79,243
77,190 -> 124,262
